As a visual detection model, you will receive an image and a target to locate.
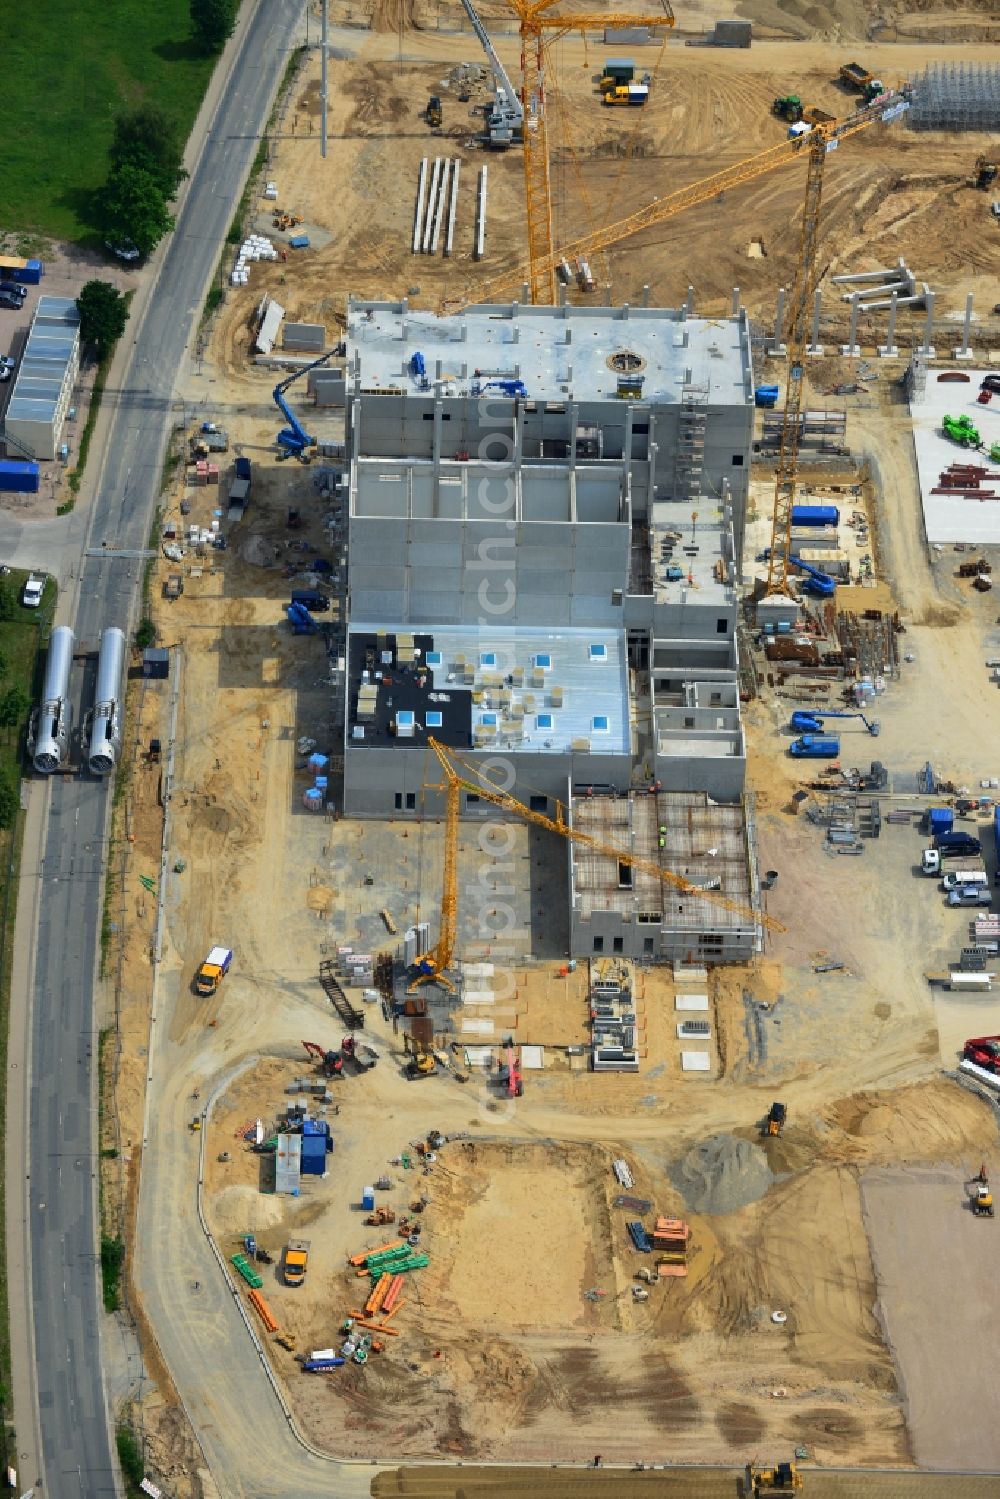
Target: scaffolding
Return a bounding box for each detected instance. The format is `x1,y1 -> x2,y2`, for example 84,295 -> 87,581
908,64 -> 1000,131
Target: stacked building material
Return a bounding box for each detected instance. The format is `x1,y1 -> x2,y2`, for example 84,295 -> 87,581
931,463 -> 1000,500
368,1252 -> 428,1276
653,1217 -> 691,1277
231,1253 -> 264,1289
628,1221 -> 652,1252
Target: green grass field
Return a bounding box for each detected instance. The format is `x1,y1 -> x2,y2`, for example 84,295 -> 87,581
5,2 -> 218,243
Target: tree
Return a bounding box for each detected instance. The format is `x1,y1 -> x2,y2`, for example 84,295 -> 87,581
190,0 -> 236,52
100,164 -> 175,260
0,686 -> 28,739
0,774 -> 17,831
110,106 -> 186,201
76,281 -> 130,359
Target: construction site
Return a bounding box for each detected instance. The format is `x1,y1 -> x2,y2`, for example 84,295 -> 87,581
97,0 -> 1000,1492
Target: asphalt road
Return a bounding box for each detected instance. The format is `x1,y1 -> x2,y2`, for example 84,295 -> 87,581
4,1 -> 305,1493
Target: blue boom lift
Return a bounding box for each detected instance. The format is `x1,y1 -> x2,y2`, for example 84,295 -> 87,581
790,709 -> 880,736
273,348 -> 340,461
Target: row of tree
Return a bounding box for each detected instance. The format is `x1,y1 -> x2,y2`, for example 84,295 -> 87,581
98,0 -> 238,260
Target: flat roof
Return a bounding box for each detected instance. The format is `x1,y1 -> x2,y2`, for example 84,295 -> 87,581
649,500 -> 736,603
910,369 -> 1000,543
5,298 -> 78,441
570,791 -> 753,931
347,624 -> 630,756
346,300 -> 751,408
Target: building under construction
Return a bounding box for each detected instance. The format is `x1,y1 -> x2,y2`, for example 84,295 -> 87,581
568,791 -> 758,963
340,298 -> 759,958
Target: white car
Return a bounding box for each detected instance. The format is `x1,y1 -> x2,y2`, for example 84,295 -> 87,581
20,575 -> 44,609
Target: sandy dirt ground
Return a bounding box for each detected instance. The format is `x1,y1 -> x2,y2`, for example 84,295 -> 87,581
861,1166 -> 1000,1471
211,25 -> 1000,390
117,403 -> 1000,1480
104,11 -> 1000,1490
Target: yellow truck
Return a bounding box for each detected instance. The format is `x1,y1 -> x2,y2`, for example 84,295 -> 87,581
195,945 -> 233,996
283,1239 -> 311,1287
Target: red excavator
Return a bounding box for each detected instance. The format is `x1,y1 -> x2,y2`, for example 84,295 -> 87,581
302,1039 -> 344,1079
963,1036 -> 1000,1074
499,1037 -> 524,1098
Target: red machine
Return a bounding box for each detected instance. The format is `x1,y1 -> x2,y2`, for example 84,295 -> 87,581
500,1037 -> 524,1098
302,1039 -> 344,1078
964,1036 -> 1000,1074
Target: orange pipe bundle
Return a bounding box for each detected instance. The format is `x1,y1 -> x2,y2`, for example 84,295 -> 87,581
365,1272 -> 392,1317
381,1273 -> 405,1313
247,1288 -> 279,1333
350,1239 -> 403,1267
354,1319 -> 401,1336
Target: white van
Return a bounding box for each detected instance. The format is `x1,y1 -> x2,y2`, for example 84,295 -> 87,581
942,871 -> 989,891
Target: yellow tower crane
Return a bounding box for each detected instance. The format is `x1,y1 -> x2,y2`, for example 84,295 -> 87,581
764,91 -> 908,599
447,89 -> 907,315
504,0 -> 675,305
408,737 -> 783,993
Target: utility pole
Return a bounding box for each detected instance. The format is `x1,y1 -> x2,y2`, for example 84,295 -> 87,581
320,0 -> 328,159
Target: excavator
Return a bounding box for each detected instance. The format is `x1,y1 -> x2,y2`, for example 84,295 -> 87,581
403,1033 -> 436,1079
967,1164 -> 994,1218
962,1035 -> 1000,1075
498,1037 -> 524,1098
302,1039 -> 344,1079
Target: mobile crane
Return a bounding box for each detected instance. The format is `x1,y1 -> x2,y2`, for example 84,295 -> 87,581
272,347 -> 340,460
458,0 -> 523,147
408,737 -> 782,993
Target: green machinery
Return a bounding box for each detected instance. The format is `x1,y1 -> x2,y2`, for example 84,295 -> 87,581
773,95 -> 803,122
943,414 -> 981,448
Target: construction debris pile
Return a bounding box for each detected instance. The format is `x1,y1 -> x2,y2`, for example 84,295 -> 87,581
613,1159 -> 692,1285
590,957 -> 639,1073
232,233 -> 280,287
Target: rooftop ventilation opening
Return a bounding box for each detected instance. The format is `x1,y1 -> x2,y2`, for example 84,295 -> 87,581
607,350 -> 646,375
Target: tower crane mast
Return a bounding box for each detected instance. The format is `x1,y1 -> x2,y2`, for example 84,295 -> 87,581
504,0 -> 675,304
765,90 -> 908,597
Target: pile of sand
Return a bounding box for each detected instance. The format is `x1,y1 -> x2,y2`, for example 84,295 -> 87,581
671,1133 -> 775,1215
211,1184 -> 287,1237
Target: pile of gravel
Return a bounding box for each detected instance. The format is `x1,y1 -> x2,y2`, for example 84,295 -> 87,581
670,1132 -> 775,1216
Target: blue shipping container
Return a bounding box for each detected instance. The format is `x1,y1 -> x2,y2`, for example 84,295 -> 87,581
289,235 -> 310,249
361,1186 -> 375,1211
14,260 -> 43,285
928,807 -> 954,835
791,504 -> 840,528
0,460 -> 40,495
994,806 -> 1000,881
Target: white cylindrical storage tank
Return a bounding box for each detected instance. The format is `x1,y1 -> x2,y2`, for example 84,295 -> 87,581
33,625 -> 74,774
88,626 -> 126,775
